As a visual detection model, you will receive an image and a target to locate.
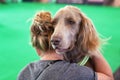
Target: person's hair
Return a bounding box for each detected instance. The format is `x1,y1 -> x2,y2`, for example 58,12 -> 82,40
30,11 -> 54,52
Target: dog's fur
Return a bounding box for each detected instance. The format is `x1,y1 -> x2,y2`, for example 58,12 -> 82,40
51,6 -> 101,64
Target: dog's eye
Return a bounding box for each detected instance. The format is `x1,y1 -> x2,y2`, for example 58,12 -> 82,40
67,19 -> 75,25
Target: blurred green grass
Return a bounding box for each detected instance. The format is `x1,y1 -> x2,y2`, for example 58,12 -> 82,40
0,2 -> 120,80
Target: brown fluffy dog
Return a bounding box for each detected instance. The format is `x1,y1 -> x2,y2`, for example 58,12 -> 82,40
51,6 -> 101,68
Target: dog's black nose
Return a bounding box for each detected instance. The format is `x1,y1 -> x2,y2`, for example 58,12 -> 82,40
51,38 -> 61,46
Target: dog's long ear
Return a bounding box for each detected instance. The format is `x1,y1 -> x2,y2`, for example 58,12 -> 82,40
77,13 -> 100,54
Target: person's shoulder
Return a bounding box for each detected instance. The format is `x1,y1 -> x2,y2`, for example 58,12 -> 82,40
69,63 -> 95,80
20,60 -> 40,72
62,62 -> 97,80
59,61 -> 93,72
17,60 -> 40,80
69,63 -> 94,73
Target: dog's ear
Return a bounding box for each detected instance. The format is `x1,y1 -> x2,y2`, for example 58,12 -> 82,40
77,13 -> 100,54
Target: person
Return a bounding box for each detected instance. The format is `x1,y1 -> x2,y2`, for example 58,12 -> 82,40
0,0 -> 6,3
17,11 -> 113,80
114,66 -> 120,80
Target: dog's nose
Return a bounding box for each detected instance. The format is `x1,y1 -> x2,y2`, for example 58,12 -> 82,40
51,38 -> 61,46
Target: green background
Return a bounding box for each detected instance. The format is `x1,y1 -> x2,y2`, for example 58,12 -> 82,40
0,2 -> 120,80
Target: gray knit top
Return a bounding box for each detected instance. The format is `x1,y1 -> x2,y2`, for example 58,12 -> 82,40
18,60 -> 97,80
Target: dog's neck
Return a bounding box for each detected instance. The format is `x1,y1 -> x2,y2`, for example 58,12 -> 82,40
63,46 -> 85,63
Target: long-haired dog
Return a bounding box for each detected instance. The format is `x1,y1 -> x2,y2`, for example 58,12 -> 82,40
51,6 -> 102,67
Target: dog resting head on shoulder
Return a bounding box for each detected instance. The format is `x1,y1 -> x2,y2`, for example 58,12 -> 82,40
51,6 -> 102,63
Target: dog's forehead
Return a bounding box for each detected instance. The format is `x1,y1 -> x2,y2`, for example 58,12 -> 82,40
54,6 -> 82,21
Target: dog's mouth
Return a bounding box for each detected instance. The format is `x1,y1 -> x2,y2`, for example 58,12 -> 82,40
51,40 -> 75,54
55,48 -> 67,54
53,46 -> 74,54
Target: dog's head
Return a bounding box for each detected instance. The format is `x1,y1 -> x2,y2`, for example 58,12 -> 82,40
51,6 -> 100,62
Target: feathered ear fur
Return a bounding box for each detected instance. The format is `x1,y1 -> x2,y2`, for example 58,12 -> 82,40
77,12 -> 100,55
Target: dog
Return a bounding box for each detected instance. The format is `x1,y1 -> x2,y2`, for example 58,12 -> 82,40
51,6 -> 101,68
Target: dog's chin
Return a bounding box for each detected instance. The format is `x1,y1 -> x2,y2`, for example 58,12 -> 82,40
55,48 -> 68,54
56,51 -> 65,54
52,44 -> 74,54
